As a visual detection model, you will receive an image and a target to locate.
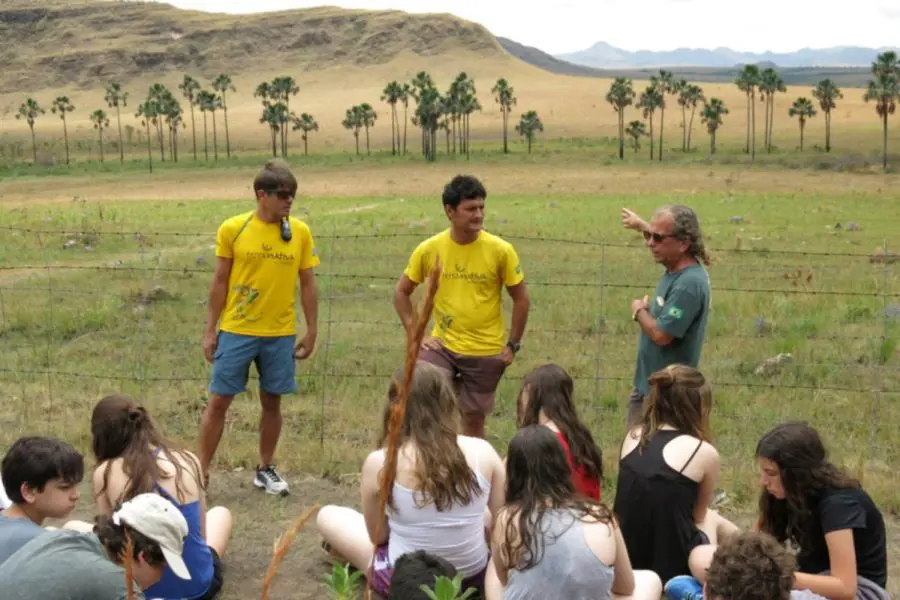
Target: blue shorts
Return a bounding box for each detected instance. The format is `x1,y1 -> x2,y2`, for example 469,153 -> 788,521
209,331 -> 297,397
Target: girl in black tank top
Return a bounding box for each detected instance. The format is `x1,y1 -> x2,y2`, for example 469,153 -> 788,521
613,365 -> 718,585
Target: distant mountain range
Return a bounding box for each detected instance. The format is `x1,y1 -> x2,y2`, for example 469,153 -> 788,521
555,42 -> 899,69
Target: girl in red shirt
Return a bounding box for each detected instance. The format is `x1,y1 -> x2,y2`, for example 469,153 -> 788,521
516,363 -> 603,501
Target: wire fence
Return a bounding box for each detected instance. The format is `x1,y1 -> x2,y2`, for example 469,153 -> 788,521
0,223 -> 897,502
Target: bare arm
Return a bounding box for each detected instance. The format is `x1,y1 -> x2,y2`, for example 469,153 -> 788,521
205,257 -> 232,334
393,274 -> 418,331
621,208 -> 650,234
490,510 -> 511,587
299,268 -> 318,337
693,446 -> 720,525
92,465 -> 114,516
610,519 -> 636,596
361,451 -> 390,546
634,307 -> 675,346
505,282 -> 529,344
793,530 -> 859,600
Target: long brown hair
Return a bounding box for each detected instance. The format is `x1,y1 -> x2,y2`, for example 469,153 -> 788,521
638,364 -> 713,450
501,425 -> 613,571
756,421 -> 859,551
517,363 -> 603,483
91,394 -> 202,504
381,362 -> 482,511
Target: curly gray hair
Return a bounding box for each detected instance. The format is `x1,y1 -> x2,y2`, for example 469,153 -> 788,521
654,204 -> 711,267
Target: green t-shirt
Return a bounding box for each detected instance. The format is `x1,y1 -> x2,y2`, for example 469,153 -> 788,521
633,263 -> 711,396
0,529 -> 144,600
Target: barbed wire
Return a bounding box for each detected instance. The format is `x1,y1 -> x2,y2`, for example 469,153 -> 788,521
0,224 -> 892,259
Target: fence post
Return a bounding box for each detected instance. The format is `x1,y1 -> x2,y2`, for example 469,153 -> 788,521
868,238 -> 889,470
594,243 -> 606,401
317,221 -> 337,450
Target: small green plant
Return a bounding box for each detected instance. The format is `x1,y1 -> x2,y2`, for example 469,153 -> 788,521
323,561 -> 364,599
419,574 -> 478,600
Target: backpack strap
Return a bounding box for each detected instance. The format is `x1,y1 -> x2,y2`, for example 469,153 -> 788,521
232,213 -> 255,246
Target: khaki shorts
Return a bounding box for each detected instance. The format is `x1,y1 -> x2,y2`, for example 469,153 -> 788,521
419,344 -> 508,416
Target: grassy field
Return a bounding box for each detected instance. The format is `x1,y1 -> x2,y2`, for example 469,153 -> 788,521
1,151 -> 898,597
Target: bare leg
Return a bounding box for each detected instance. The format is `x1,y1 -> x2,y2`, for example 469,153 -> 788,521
315,505 -> 375,573
199,394 -> 234,476
205,506 -> 234,558
259,391 -> 282,466
689,509 -> 741,582
613,570 -> 663,600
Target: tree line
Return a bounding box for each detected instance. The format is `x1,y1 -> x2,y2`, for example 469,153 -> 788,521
9,52 -> 899,169
605,51 -> 899,167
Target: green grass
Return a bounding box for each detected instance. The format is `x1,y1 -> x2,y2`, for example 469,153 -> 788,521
1,171 -> 898,515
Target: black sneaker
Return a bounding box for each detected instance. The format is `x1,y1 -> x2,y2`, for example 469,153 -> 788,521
253,464 -> 290,496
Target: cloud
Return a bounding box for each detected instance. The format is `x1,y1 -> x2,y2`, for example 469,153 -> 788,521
881,5 -> 900,18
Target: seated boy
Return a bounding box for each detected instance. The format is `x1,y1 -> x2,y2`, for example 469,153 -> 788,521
388,550 -> 460,599
0,436 -> 84,565
704,531 -> 796,600
0,492 -> 191,599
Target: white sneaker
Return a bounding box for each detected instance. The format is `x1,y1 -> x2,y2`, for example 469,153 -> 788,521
254,464 -> 289,496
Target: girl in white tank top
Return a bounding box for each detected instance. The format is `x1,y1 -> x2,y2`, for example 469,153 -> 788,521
316,362 -> 506,598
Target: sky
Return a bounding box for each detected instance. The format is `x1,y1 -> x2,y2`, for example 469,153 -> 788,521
156,0 -> 900,55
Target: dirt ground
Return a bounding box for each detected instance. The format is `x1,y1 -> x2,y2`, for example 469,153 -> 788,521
49,469 -> 900,600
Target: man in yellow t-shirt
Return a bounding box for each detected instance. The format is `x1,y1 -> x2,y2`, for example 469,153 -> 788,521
199,159 -> 320,496
394,175 -> 531,439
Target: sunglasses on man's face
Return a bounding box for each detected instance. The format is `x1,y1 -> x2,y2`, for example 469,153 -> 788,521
643,230 -> 678,243
269,190 -> 295,200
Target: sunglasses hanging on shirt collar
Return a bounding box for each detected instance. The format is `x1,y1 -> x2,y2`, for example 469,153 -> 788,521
280,217 -> 292,242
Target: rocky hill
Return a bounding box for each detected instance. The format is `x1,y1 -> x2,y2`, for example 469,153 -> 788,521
0,0 -> 510,93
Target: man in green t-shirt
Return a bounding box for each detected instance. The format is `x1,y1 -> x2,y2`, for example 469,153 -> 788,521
621,204 -> 712,426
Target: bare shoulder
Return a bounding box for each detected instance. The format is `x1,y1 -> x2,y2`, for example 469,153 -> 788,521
458,435 -> 500,460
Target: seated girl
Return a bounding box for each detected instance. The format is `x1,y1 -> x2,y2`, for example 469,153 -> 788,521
486,425 -> 662,600
316,362 -> 506,598
90,394 -> 234,600
756,421 -> 890,600
516,363 -> 604,500
612,365 -> 738,590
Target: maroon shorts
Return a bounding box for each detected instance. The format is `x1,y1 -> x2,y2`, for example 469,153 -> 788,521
366,543 -> 487,598
419,344 -> 508,416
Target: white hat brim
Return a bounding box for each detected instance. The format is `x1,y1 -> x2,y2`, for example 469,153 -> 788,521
161,546 -> 192,580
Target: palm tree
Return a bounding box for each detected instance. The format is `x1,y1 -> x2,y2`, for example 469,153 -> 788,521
160,94 -> 183,162
788,97 -> 816,151
606,77 -> 635,159
735,65 -> 761,157
625,120 -> 648,153
212,74 -> 235,159
196,90 -> 215,161
515,110 -> 543,153
146,84 -> 171,162
759,68 -> 786,153
458,92 -> 481,160
342,105 -> 364,156
205,92 -> 223,161
178,75 -> 201,160
637,85 -> 664,160
701,98 -> 729,155
104,82 -> 128,164
135,101 -> 157,173
50,96 -> 75,165
381,81 -> 402,155
811,79 -> 842,152
872,51 -> 899,78
261,102 -> 287,157
492,78 -> 516,153
291,113 -> 318,156
359,103 -> 377,155
650,70 -> 674,160
15,98 -> 44,163
678,83 -> 705,152
90,109 -> 110,163
271,76 -> 299,156
399,83 -> 412,155
863,70 -> 899,169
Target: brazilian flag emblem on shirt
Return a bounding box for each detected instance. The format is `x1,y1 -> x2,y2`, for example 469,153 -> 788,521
668,306 -> 683,319
515,264 -> 521,274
